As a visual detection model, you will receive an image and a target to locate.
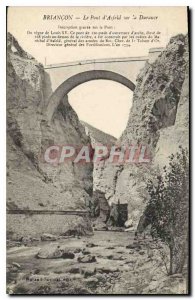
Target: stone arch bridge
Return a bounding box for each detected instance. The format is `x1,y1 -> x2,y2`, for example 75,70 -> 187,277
45,47 -> 163,119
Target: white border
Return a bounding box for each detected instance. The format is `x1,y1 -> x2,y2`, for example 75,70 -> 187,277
0,1 -> 194,299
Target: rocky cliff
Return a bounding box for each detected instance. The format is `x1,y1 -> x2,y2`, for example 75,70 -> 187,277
94,34 -> 189,227
121,35 -> 188,150
7,33 -> 93,239
81,121 -> 117,147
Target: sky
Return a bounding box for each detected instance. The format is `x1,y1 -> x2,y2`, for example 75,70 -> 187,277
69,80 -> 133,138
8,7 -> 188,138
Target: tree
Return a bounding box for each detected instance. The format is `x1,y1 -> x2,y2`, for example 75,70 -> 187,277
145,146 -> 189,275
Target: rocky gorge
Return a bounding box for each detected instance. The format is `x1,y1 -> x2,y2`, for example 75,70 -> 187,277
6,32 -> 189,294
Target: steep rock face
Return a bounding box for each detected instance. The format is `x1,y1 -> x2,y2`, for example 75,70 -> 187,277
154,62 -> 189,168
121,34 -> 188,152
94,34 -> 189,227
81,121 -> 116,193
39,96 -> 93,207
7,33 -> 93,238
81,122 -> 116,225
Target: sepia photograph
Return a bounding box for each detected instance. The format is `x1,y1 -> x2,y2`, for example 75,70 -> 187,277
6,5 -> 190,295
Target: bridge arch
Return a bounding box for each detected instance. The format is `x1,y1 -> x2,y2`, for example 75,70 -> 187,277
46,70 -> 135,120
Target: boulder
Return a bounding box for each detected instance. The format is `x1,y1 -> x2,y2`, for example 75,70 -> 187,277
77,255 -> 96,263
85,277 -> 99,288
126,244 -> 141,250
11,262 -> 21,269
36,246 -> 75,259
41,233 -> 57,241
61,251 -> 75,259
67,267 -> 81,274
96,267 -> 119,274
94,273 -> 107,283
82,268 -> 96,278
106,254 -> 125,261
73,247 -> 82,253
82,249 -> 91,255
7,262 -> 21,273
125,219 -> 133,228
94,224 -> 108,231
86,242 -> 97,248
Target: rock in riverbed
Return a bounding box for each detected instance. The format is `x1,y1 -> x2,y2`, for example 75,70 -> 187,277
86,242 -> 98,248
36,246 -> 75,259
41,233 -> 58,241
96,266 -> 119,274
78,255 -> 96,263
126,243 -> 141,250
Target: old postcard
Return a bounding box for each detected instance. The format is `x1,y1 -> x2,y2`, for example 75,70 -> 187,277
6,6 -> 190,295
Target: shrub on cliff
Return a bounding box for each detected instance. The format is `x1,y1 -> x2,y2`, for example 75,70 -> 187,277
146,146 -> 189,275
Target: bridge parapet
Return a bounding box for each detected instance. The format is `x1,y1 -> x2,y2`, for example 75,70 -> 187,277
44,56 -> 149,70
